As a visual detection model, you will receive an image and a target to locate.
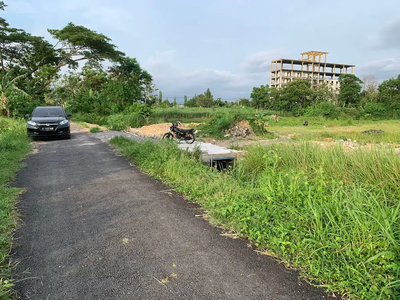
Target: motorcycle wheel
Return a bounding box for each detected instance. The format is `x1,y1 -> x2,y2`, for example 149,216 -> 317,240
163,132 -> 174,140
185,133 -> 195,144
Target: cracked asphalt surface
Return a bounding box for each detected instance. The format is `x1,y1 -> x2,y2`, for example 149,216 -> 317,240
12,129 -> 334,299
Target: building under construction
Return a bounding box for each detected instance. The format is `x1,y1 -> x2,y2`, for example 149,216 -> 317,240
270,51 -> 355,92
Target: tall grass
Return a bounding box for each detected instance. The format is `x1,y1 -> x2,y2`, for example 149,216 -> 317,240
0,117 -> 32,299
110,137 -> 400,299
151,107 -> 264,124
238,143 -> 400,188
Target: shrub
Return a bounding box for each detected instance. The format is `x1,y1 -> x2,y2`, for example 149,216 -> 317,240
198,112 -> 235,138
363,103 -> 388,119
306,102 -> 340,119
106,113 -> 142,131
89,127 -> 101,133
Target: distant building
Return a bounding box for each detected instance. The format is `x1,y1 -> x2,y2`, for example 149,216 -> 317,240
270,51 -> 355,92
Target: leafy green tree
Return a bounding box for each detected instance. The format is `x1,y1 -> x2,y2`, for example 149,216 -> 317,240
49,23 -> 124,69
109,57 -> 153,100
47,71 -> 81,106
313,83 -> 336,104
0,12 -> 57,97
213,98 -> 226,107
204,88 -> 213,102
0,70 -> 30,116
269,87 -> 282,111
195,89 -> 214,107
0,5 -> 125,102
250,85 -> 271,109
173,97 -> 177,107
185,95 -> 198,107
20,22 -> 124,97
338,74 -> 363,107
237,98 -> 251,107
184,95 -> 187,106
58,57 -> 154,114
378,76 -> 400,104
278,79 -> 314,111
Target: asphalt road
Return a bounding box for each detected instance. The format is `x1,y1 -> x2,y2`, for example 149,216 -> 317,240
12,131 -> 334,300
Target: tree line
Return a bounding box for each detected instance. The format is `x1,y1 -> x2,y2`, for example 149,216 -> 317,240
248,74 -> 400,118
0,1 -> 154,118
2,0 -> 400,121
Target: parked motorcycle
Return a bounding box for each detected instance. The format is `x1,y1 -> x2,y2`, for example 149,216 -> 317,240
162,121 -> 196,144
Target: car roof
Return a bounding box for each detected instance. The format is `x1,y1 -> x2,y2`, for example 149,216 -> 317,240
34,106 -> 64,109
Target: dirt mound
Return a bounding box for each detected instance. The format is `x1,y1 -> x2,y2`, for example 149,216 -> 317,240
128,123 -> 200,137
225,120 -> 253,138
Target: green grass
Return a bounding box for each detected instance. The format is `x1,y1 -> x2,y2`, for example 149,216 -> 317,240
109,137 -> 400,299
77,122 -> 89,129
89,127 -> 101,133
151,107 -> 270,124
0,117 -> 32,299
268,119 -> 400,144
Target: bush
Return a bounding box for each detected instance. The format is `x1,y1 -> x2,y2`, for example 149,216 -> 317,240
363,103 -> 388,119
339,107 -> 362,119
89,127 -> 101,133
106,113 -> 143,131
291,106 -> 306,117
198,112 -> 234,138
306,102 -> 340,119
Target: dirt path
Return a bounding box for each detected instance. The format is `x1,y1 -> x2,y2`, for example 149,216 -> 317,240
12,128 -> 334,299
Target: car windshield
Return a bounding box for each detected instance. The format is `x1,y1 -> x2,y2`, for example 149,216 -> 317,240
32,107 -> 65,118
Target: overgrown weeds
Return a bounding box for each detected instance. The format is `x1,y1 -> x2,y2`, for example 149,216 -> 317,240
89,127 -> 101,133
110,137 -> 400,299
0,117 -> 31,299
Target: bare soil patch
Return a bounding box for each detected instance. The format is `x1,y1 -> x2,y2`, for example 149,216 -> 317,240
127,122 -> 200,138
70,122 -> 108,133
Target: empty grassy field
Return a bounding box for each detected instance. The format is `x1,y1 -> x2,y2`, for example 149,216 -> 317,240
265,118 -> 400,144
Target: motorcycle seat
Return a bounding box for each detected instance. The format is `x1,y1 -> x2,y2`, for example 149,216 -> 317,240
176,128 -> 193,133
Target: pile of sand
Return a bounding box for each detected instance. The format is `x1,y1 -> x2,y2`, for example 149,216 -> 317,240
127,123 -> 200,137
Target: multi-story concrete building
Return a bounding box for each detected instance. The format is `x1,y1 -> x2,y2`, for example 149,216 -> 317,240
270,51 -> 355,92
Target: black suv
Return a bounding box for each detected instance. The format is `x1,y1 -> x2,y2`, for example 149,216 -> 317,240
26,106 -> 72,139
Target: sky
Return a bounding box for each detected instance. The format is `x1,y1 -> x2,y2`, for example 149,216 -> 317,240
3,0 -> 400,101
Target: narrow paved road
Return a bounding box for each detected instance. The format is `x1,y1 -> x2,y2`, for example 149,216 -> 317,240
12,131 -> 333,299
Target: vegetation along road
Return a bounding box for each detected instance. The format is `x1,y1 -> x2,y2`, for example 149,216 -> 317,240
12,129 -> 333,299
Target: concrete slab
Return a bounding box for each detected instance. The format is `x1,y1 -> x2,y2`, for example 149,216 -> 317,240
177,141 -> 241,163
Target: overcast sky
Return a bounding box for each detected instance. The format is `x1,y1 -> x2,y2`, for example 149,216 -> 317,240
3,0 -> 400,100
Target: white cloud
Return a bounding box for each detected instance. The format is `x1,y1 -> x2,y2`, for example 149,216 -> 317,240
145,50 -> 271,100
368,17 -> 400,50
240,49 -> 287,73
357,58 -> 400,80
5,1 -> 38,14
39,0 -> 151,36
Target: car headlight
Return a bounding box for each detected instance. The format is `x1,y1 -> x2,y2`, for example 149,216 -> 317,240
27,121 -> 37,126
59,119 -> 69,125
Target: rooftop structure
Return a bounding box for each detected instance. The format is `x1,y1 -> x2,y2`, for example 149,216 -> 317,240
270,51 -> 355,92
